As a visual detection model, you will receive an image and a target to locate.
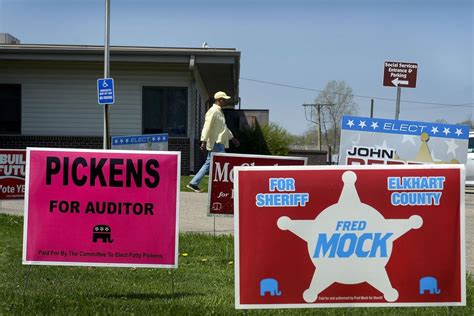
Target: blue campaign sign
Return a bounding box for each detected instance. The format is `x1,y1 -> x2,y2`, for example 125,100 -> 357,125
97,78 -> 115,105
111,133 -> 169,151
338,115 -> 470,165
341,115 -> 469,139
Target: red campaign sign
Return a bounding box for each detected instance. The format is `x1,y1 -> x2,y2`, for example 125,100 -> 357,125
0,149 -> 26,200
23,148 -> 180,268
235,165 -> 465,308
208,153 -> 306,216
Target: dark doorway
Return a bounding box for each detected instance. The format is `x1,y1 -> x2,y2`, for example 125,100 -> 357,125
0,84 -> 21,134
142,87 -> 188,136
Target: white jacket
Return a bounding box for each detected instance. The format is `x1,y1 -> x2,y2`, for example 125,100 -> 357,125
200,104 -> 234,150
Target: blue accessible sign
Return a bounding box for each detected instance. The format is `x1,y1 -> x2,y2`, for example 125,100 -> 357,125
97,78 -> 115,105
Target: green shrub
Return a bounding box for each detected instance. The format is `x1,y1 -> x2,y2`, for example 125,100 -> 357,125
261,122 -> 293,156
229,122 -> 293,156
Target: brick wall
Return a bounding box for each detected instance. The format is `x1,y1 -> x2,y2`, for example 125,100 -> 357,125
0,135 -> 191,174
168,137 -> 190,175
0,135 -> 103,149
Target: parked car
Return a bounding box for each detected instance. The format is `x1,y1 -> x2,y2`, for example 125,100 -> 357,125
466,131 -> 474,186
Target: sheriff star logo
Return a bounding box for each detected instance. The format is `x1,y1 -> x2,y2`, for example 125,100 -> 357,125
277,171 -> 423,303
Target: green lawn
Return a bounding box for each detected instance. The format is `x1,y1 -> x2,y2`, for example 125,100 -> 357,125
181,175 -> 209,193
1,214 -> 473,315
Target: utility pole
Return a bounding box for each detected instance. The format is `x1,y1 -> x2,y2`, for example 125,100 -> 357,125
302,103 -> 334,151
103,0 -> 111,149
370,99 -> 374,118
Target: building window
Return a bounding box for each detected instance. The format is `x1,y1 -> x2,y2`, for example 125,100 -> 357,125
142,87 -> 188,136
0,84 -> 21,134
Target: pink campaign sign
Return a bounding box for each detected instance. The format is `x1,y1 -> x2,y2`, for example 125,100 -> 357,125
22,148 -> 180,268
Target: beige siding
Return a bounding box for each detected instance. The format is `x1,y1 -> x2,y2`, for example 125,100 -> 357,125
194,66 -> 210,136
0,60 -> 191,136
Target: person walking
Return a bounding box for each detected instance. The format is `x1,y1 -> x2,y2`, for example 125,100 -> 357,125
187,91 -> 239,192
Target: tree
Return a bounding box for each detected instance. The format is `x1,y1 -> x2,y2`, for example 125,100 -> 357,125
457,117 -> 474,129
261,123 -> 294,156
228,122 -> 294,156
292,126 -> 318,147
315,80 -> 358,153
436,117 -> 473,128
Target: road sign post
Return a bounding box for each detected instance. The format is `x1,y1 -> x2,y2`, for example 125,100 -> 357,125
103,0 -> 111,149
395,87 -> 401,120
383,61 -> 418,120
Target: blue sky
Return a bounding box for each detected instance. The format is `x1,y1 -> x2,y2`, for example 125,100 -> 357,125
1,0 -> 472,135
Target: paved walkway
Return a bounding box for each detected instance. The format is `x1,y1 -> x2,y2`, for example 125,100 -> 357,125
2,191 -> 474,271
0,192 -> 234,235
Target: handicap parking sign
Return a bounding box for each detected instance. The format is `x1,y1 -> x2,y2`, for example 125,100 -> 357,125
97,78 -> 115,105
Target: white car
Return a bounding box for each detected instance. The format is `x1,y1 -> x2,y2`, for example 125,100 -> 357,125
466,131 -> 474,186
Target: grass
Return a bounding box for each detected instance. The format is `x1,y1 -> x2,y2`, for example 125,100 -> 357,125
181,175 -> 209,193
1,214 -> 473,315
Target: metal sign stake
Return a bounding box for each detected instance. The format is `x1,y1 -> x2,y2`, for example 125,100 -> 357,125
213,216 -> 216,237
170,269 -> 176,295
22,265 -> 33,302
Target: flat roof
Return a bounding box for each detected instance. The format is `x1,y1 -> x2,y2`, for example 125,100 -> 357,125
0,43 -> 241,102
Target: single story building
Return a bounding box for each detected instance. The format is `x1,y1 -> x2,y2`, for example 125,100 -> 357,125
0,34 -> 240,174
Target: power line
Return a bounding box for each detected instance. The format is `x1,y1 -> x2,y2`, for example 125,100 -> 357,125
240,77 -> 473,109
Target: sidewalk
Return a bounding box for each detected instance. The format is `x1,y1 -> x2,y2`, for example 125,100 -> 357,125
4,192 -> 474,273
179,192 -> 234,235
0,192 -> 235,235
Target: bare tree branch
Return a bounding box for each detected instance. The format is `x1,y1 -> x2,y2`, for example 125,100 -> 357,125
315,80 -> 358,153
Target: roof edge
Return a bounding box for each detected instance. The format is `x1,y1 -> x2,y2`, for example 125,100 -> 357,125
0,43 -> 240,55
